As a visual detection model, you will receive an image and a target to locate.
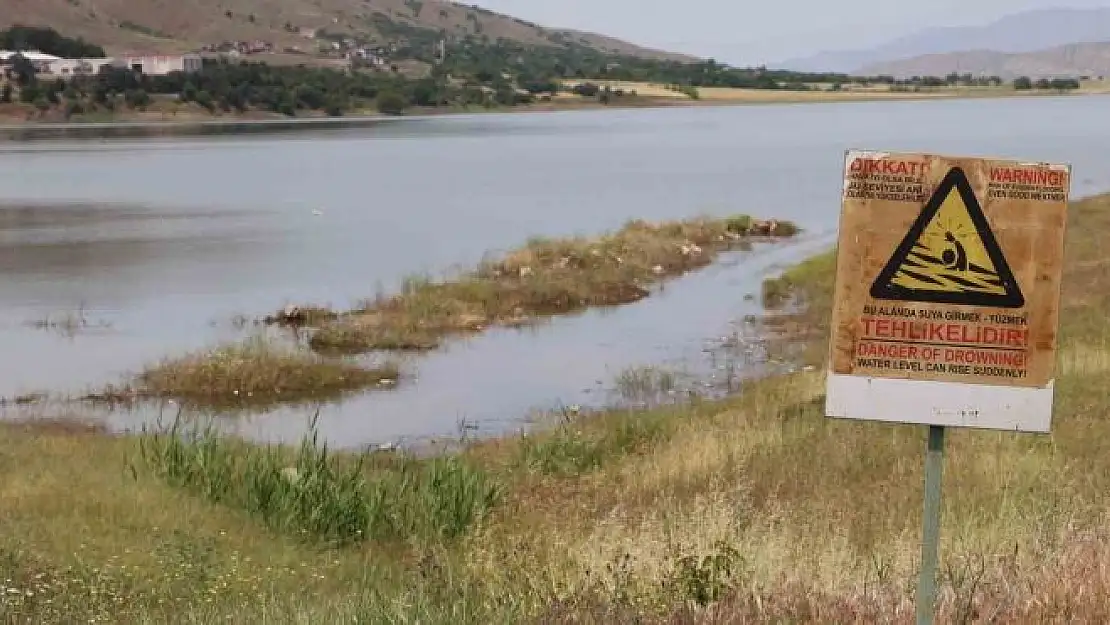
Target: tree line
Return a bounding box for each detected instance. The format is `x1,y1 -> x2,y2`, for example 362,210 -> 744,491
1013,76 -> 1081,91
430,34 -> 1086,94
0,24 -> 1087,119
0,25 -> 105,58
1,56 -> 532,117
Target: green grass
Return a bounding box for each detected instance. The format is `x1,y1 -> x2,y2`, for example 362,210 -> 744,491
516,406 -> 674,476
135,414 -> 502,546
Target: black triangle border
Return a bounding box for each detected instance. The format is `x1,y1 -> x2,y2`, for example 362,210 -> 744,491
869,166 -> 1025,309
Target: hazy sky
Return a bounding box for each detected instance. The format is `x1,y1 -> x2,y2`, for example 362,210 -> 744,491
472,1 -> 1110,64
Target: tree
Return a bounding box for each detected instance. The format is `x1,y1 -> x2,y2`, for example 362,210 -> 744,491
124,88 -> 151,109
294,84 -> 326,109
410,78 -> 445,106
1048,77 -> 1080,92
18,82 -> 40,104
493,84 -> 517,106
0,25 -> 105,58
1013,76 -> 1033,90
0,84 -> 12,103
276,98 -> 296,117
225,86 -> 248,112
376,90 -> 407,115
63,98 -> 84,119
10,53 -> 36,86
194,89 -> 215,111
572,82 -> 600,97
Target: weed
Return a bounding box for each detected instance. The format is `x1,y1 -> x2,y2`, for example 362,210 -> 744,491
262,304 -> 339,327
668,541 -> 745,607
133,414 -> 501,546
613,366 -> 679,404
26,302 -> 112,338
518,408 -> 672,476
136,335 -> 399,410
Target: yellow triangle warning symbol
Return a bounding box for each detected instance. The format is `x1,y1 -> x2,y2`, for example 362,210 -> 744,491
870,166 -> 1024,308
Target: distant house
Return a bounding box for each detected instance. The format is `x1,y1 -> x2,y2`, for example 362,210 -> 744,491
0,50 -> 62,73
1,50 -> 203,81
41,58 -> 115,78
116,53 -> 202,75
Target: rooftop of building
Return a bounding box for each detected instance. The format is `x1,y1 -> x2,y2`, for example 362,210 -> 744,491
0,50 -> 63,61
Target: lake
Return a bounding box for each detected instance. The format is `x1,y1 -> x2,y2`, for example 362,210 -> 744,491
2,96 -> 1108,447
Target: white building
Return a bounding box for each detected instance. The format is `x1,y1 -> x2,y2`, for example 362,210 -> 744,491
116,53 -> 202,75
0,50 -> 62,72
1,50 -> 203,79
40,58 -> 115,78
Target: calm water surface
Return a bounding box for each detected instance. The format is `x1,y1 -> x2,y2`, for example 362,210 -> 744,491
2,97 -> 1108,446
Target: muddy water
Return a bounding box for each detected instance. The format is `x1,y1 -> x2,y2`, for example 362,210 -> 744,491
2,97 -> 1110,447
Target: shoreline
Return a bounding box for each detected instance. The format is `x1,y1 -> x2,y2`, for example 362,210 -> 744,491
61,214 -> 799,414
2,191 -> 1109,621
0,87 -> 1101,141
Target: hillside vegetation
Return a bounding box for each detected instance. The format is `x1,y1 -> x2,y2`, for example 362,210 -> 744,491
0,0 -> 691,60
5,24 -> 1059,125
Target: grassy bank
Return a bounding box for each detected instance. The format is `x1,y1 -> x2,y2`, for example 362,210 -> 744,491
281,215 -> 797,355
125,337 -> 400,412
132,214 -> 793,411
3,193 -> 1109,622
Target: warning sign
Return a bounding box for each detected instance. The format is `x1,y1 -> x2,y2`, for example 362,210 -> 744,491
825,150 -> 1070,433
870,167 -> 1024,309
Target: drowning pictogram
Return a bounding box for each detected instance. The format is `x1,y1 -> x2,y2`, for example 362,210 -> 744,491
870,166 -> 1025,308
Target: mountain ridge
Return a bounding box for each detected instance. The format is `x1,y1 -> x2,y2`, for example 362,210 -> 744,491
0,0 -> 696,62
778,7 -> 1110,73
857,40 -> 1110,79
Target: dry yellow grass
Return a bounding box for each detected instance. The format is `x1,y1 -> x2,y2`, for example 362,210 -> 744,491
696,86 -> 960,102
2,194 -> 1110,622
135,336 -> 400,411
560,80 -> 689,99
558,79 -> 1100,107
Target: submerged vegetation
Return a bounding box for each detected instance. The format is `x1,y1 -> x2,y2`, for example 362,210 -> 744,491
292,215 -> 798,354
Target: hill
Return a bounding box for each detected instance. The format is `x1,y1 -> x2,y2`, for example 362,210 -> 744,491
0,0 -> 694,61
780,7 -> 1110,73
856,41 -> 1110,79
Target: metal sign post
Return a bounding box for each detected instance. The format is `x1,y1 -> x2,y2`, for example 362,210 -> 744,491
824,150 -> 1071,625
915,425 -> 946,625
